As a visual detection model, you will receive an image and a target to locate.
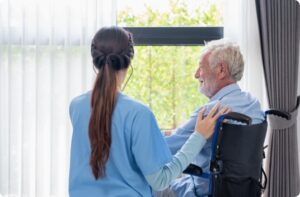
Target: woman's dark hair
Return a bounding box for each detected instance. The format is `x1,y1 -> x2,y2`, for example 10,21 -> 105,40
89,26 -> 134,179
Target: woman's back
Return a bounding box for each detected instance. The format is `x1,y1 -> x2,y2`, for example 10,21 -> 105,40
69,92 -> 172,197
68,26 -> 227,197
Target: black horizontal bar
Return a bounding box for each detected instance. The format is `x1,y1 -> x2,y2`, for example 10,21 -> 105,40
124,27 -> 223,46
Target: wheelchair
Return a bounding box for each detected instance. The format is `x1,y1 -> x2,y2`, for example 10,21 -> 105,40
183,110 -> 290,197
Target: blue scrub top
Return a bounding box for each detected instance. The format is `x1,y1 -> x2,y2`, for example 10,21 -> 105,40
69,91 -> 172,197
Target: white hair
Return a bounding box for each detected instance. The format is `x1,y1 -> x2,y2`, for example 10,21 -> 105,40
202,39 -> 244,81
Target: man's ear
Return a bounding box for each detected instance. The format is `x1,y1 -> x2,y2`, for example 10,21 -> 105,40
218,62 -> 229,79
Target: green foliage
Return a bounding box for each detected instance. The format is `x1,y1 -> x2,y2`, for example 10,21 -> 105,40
118,0 -> 223,129
202,4 -> 223,25
118,0 -> 223,27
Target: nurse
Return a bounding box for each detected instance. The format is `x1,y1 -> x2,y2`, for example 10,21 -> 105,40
69,26 -> 228,197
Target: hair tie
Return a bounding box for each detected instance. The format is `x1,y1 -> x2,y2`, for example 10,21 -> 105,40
106,54 -> 124,70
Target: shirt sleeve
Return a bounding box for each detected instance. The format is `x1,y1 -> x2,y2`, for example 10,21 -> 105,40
165,103 -> 218,155
145,132 -> 206,191
165,107 -> 202,155
131,108 -> 173,175
69,99 -> 77,126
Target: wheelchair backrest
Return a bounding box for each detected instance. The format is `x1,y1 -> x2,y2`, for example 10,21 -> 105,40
212,120 -> 267,179
210,112 -> 267,197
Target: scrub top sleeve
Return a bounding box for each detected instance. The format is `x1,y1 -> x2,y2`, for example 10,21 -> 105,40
131,108 -> 172,176
69,99 -> 79,126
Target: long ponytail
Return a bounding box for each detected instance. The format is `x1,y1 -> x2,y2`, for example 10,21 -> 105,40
89,27 -> 134,179
89,64 -> 117,179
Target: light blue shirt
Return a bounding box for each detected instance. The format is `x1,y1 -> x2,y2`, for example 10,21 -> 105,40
165,83 -> 265,197
69,92 -> 173,197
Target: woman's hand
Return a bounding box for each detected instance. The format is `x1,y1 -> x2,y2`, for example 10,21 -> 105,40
195,102 -> 230,139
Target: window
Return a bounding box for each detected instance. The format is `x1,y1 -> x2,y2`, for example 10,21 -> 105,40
117,0 -> 224,129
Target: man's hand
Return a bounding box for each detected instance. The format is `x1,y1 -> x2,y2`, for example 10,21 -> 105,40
163,130 -> 172,136
195,102 -> 230,139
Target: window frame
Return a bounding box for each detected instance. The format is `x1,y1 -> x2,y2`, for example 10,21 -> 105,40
124,27 -> 224,46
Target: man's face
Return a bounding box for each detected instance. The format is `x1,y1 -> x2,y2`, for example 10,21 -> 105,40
194,53 -> 219,98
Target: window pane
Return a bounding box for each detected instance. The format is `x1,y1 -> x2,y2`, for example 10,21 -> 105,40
117,0 -> 224,27
123,46 -> 208,130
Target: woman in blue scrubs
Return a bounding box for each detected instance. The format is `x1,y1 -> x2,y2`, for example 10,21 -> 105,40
69,26 -> 228,197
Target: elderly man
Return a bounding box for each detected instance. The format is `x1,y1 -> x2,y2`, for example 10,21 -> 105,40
156,39 -> 265,197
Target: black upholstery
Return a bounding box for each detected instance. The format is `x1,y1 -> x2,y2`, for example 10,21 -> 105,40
210,118 -> 267,197
214,120 -> 267,178
183,112 -> 269,197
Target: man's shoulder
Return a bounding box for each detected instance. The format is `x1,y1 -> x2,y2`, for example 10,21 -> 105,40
219,91 -> 264,123
190,91 -> 264,123
188,100 -> 220,118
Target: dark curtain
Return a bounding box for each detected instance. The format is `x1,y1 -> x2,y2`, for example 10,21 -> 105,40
255,0 -> 300,196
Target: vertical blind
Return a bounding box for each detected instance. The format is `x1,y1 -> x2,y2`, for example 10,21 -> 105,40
0,0 -> 115,196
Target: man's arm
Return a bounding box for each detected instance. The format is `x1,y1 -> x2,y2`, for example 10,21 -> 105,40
165,103 -> 217,155
165,108 -> 200,155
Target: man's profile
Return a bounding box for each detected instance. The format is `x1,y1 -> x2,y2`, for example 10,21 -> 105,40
156,39 -> 265,197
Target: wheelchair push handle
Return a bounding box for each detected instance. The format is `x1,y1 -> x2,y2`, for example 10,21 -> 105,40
222,112 -> 252,125
265,109 -> 291,120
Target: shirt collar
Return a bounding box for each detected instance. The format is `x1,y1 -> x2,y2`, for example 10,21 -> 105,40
209,83 -> 241,102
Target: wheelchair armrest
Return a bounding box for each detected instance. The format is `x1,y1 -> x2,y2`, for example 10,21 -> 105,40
223,112 -> 252,125
183,164 -> 203,177
265,109 -> 291,120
